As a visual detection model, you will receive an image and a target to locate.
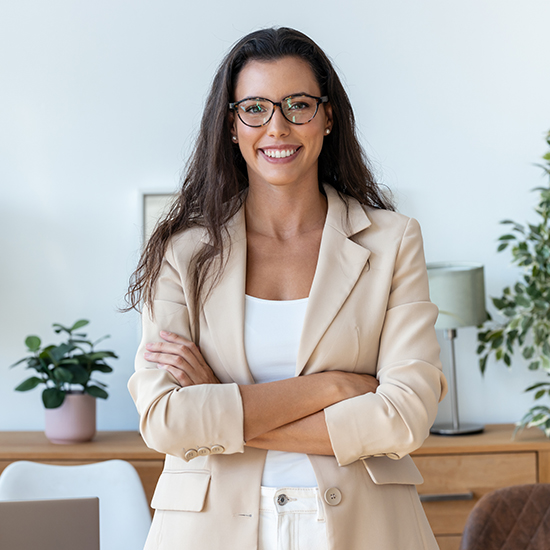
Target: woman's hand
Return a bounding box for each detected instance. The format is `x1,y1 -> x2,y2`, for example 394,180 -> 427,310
144,331 -> 220,387
330,371 -> 380,401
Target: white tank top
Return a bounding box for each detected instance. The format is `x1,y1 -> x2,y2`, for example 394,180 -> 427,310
244,294 -> 318,488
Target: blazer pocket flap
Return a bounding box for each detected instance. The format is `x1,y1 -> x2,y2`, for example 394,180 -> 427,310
151,471 -> 211,512
362,455 -> 424,485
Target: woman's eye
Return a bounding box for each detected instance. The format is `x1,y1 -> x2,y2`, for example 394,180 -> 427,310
243,103 -> 267,114
288,102 -> 308,110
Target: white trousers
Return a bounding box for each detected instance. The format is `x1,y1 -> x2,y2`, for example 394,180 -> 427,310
258,487 -> 329,550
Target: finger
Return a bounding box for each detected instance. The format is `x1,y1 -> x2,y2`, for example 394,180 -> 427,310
144,351 -> 196,372
159,364 -> 194,387
158,332 -> 205,365
144,342 -> 209,371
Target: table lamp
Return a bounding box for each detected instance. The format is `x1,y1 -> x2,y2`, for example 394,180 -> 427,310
427,262 -> 487,435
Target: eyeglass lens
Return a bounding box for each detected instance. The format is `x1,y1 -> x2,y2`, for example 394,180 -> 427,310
236,95 -> 320,126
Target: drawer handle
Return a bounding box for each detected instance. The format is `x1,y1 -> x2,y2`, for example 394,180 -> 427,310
420,491 -> 474,502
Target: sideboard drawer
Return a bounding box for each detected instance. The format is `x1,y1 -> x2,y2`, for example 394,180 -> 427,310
413,452 -> 537,535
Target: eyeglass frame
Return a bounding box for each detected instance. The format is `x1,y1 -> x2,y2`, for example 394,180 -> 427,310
229,93 -> 329,127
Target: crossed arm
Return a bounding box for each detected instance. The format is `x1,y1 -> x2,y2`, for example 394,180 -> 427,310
143,330 -> 379,456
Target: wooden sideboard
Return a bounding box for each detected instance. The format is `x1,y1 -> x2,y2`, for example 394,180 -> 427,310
411,423 -> 550,550
1,424 -> 549,548
0,431 -> 164,512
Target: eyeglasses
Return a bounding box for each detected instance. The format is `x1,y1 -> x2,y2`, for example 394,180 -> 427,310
229,94 -> 328,127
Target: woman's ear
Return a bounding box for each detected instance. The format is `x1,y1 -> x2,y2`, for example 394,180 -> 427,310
324,102 -> 333,134
229,112 -> 238,144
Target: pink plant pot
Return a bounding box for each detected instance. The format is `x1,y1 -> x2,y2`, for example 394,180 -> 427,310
44,392 -> 96,444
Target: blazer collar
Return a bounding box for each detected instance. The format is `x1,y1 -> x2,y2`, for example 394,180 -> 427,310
202,185 -> 372,383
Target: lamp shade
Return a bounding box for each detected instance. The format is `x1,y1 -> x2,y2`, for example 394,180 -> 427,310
427,262 -> 487,329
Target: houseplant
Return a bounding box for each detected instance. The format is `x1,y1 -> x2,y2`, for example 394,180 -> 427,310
477,130 -> 550,436
10,319 -> 117,443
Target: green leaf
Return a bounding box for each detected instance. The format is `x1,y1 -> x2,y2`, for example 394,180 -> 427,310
15,377 -> 43,391
523,346 -> 535,359
497,243 -> 509,252
47,343 -> 73,364
476,344 -> 485,354
53,367 -> 73,383
478,331 -> 490,342
91,364 -> 113,373
492,336 -> 504,350
70,319 -> 89,332
535,390 -> 546,400
522,316 -> 535,332
498,234 -> 516,241
526,382 -> 550,391
63,365 -> 88,386
508,317 -> 521,330
58,358 -> 79,366
68,339 -> 93,346
86,351 -> 118,361
492,298 -> 507,310
52,323 -> 71,334
25,335 -> 41,352
479,355 -> 488,375
529,361 -> 541,371
504,354 -> 512,367
516,295 -> 531,308
42,388 -> 65,409
9,357 -> 32,368
85,386 -> 108,399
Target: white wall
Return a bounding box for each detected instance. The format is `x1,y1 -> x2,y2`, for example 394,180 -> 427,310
1,0 -> 549,430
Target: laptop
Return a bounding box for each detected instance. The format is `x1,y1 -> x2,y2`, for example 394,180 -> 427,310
0,497 -> 99,550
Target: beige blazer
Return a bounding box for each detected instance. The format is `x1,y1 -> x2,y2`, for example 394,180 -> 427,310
128,184 -> 448,550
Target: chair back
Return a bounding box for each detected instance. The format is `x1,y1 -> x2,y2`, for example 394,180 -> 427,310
460,483 -> 550,550
0,460 -> 151,550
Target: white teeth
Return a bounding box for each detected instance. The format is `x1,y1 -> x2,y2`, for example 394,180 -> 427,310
263,148 -> 297,158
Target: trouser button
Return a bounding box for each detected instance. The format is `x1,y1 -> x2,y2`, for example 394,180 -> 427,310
277,494 -> 290,506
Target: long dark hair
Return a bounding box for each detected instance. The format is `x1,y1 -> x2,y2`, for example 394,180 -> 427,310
125,27 -> 394,317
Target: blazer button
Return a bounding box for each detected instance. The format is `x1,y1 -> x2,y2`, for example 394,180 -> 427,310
324,487 -> 342,506
184,449 -> 198,461
197,447 -> 211,456
210,444 -> 225,455
387,453 -> 400,460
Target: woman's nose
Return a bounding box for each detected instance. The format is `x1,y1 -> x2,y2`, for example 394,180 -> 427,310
266,105 -> 291,137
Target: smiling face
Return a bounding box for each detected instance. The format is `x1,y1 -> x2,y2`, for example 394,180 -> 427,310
231,56 -> 332,192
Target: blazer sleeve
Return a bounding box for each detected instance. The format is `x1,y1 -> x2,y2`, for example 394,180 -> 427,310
127,241 -> 245,461
323,217 -> 448,467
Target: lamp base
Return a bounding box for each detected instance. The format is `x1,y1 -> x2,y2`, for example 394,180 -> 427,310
430,423 -> 484,436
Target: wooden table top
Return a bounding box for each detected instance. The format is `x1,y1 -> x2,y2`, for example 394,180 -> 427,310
0,431 -> 163,460
414,423 -> 550,455
1,424 -> 549,459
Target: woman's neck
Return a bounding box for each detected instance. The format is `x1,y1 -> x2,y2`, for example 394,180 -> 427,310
245,183 -> 327,240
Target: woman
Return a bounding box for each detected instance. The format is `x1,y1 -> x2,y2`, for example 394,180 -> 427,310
127,27 -> 447,550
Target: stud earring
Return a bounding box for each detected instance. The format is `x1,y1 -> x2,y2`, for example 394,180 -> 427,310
232,136 -> 238,142
325,129 -> 330,135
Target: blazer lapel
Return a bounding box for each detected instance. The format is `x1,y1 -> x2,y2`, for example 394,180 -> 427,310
296,186 -> 372,376
202,207 -> 255,385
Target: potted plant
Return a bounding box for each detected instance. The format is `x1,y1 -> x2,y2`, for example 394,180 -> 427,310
10,319 -> 117,444
477,130 -> 550,436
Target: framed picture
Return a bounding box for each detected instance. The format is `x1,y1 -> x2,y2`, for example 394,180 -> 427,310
142,192 -> 175,243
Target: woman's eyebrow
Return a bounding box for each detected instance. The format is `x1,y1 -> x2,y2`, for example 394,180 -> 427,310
236,92 -> 313,102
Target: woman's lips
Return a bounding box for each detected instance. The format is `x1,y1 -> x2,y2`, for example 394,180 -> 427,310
258,146 -> 302,163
